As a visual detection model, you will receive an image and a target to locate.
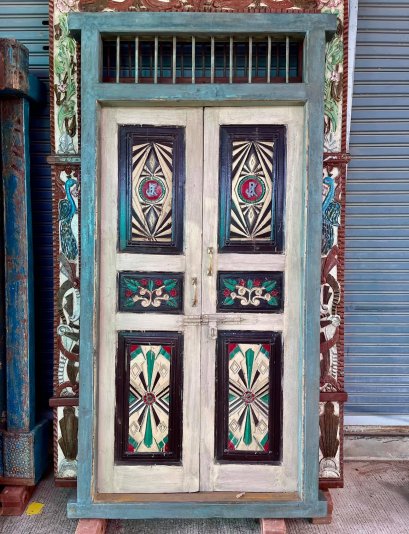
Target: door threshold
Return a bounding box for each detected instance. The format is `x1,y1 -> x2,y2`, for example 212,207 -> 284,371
94,491 -> 300,503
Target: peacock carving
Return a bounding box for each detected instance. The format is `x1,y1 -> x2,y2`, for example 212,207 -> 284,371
322,175 -> 340,255
59,176 -> 78,260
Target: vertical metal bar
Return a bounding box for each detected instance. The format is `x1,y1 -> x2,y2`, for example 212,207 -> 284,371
172,36 -> 176,84
211,36 -> 215,84
286,35 -> 290,83
267,36 -> 271,83
192,36 -> 196,84
116,35 -> 120,83
134,36 -> 139,83
154,36 -> 158,84
229,36 -> 233,84
248,36 -> 253,83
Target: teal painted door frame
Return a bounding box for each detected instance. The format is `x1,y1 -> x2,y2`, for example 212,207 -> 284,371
67,11 -> 336,519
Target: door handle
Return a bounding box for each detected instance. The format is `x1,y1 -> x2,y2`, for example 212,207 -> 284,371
207,247 -> 214,277
209,320 -> 218,340
191,277 -> 198,307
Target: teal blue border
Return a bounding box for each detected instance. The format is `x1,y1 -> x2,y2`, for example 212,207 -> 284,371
68,11 -> 336,519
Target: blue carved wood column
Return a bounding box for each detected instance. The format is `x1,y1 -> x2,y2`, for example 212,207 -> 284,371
0,38 -> 49,485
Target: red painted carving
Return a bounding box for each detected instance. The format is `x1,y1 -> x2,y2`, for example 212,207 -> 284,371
78,0 -> 318,13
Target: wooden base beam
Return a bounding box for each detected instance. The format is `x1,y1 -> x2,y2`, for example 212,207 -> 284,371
75,519 -> 108,534
260,518 -> 287,533
310,490 -> 333,525
0,485 -> 35,516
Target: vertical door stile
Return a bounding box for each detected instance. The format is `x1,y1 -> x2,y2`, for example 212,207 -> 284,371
182,108 -> 204,491
200,108 -> 220,491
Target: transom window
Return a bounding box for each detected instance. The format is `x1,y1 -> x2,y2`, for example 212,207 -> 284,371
102,35 -> 303,84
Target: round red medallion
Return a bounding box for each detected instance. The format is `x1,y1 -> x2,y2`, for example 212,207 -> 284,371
139,177 -> 166,204
237,175 -> 266,204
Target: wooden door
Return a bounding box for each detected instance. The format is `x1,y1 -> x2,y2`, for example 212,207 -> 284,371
97,105 -> 305,495
200,107 -> 305,492
98,108 -> 203,493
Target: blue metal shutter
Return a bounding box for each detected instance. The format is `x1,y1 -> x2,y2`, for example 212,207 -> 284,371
345,0 -> 409,424
0,1 -> 53,417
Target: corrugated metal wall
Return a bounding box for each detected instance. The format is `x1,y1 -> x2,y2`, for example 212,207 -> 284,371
345,0 -> 409,423
0,1 -> 53,417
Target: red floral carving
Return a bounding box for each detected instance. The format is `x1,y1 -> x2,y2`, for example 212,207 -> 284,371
78,0 -> 317,13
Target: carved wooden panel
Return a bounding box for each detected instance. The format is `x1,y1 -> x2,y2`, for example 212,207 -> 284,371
119,126 -> 185,254
218,125 -> 285,253
118,272 -> 184,313
217,272 -> 283,312
115,332 -> 183,463
215,331 -> 281,462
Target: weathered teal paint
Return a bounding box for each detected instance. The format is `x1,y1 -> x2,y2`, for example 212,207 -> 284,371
67,496 -> 327,519
93,83 -> 307,103
68,12 -> 336,37
68,11 -> 336,519
0,37 -> 50,483
1,98 -> 35,432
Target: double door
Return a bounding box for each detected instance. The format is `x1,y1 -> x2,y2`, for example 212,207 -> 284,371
98,106 -> 304,495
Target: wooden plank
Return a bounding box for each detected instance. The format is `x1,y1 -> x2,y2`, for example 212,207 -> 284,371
67,498 -> 327,519
76,25 -> 100,505
301,27 -> 328,505
68,13 -> 337,36
94,83 -> 308,104
94,492 -> 300,503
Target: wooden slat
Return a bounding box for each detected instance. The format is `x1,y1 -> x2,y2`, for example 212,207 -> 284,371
94,491 -> 300,503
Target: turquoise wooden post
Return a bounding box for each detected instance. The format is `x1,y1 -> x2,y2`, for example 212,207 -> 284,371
0,39 -> 49,485
66,12 -> 336,520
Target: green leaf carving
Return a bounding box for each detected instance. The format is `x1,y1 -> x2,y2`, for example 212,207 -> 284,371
124,278 -> 140,291
247,279 -> 253,289
166,297 -> 178,308
164,279 -> 177,291
148,279 -> 154,291
267,297 -> 278,306
262,280 -> 277,292
223,279 -> 238,291
223,297 -> 235,305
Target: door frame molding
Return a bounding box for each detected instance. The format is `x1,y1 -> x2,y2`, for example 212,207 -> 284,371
67,11 -> 336,519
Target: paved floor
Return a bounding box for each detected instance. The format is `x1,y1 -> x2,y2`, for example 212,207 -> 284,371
0,461 -> 408,533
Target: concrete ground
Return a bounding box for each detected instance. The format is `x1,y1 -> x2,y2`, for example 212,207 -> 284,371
0,461 -> 408,533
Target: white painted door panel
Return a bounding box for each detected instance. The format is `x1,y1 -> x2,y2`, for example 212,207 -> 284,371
200,107 -> 305,492
97,107 -> 203,493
